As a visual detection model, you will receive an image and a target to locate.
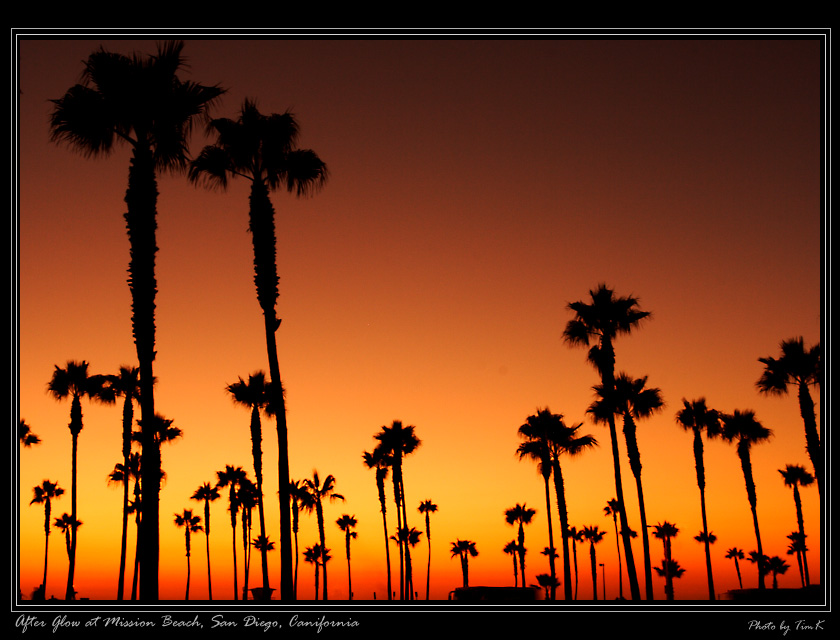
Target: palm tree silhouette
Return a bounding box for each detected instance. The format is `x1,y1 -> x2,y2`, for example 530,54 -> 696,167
786,532 -> 808,587
533,573 -> 560,600
191,482 -> 220,600
53,512 -> 82,597
289,479 -> 308,599
450,539 -> 478,588
725,547 -> 745,590
778,464 -> 814,586
757,337 -> 821,495
50,43 -> 223,600
216,465 -> 248,599
19,419 -> 41,448
238,477 -> 259,599
336,514 -> 358,600
581,525 -> 606,600
603,499 -> 624,599
767,556 -> 790,589
226,371 -> 272,598
250,534 -> 276,599
503,540 -> 521,587
174,509 -> 202,600
563,284 -> 649,601
418,500 -> 438,600
747,551 -> 771,588
362,449 -> 393,600
504,503 -> 536,590
654,559 -> 686,598
652,521 -> 679,600
107,451 -> 141,600
391,527 -> 422,599
190,100 -> 327,601
568,526 -> 585,600
301,471 -> 344,601
676,397 -> 721,600
303,543 -> 329,600
694,531 -> 717,598
47,359 -> 112,600
721,410 -> 772,590
30,480 -> 64,600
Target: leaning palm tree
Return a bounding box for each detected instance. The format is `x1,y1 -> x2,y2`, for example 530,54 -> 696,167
301,471 -> 345,601
19,419 -> 41,448
778,464 -> 814,587
47,359 -> 113,600
216,465 -> 248,600
504,503 -> 536,590
30,480 -> 64,599
654,559 -> 686,599
190,100 -> 327,601
191,482 -> 220,600
336,514 -> 358,600
174,510 -> 202,600
50,43 -> 223,600
581,526 -> 606,600
503,540 -> 521,587
603,499 -> 624,600
418,500 -> 438,600
652,521 -> 679,600
107,451 -> 141,600
563,284 -> 649,601
362,449 -> 393,600
226,371 -> 272,598
676,397 -> 721,600
757,337 -> 821,495
725,547 -> 745,590
720,410 -> 772,590
450,539 -> 479,588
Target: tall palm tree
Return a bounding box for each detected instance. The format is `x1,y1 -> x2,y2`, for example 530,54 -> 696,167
563,283 -> 649,601
289,479 -> 308,599
568,526 -> 585,600
778,464 -> 814,586
47,359 -> 113,600
191,482 -> 220,600
301,471 -> 344,601
654,559 -> 686,599
503,540 -> 520,587
652,521 -> 679,600
216,465 -> 248,600
725,547 -> 745,590
372,420 -> 421,599
581,526 -> 606,600
504,503 -> 536,591
190,100 -> 327,601
603,499 -> 624,600
450,539 -> 478,588
174,510 -> 202,600
676,397 -> 721,600
767,556 -> 790,589
336,515 -> 358,600
362,449 -> 393,600
53,513 -> 82,589
720,410 -> 772,590
50,43 -> 223,600
694,531 -> 717,598
19,419 -> 41,448
786,532 -> 808,587
226,371 -> 272,598
30,480 -> 64,599
107,451 -> 141,600
418,500 -> 438,600
757,337 -> 821,495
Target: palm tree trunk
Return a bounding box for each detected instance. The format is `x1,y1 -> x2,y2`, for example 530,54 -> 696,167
590,543 -> 598,600
315,501 -> 328,600
376,474 -> 393,600
797,381 -> 821,496
425,519 -> 431,600
66,417 -> 79,600
622,413 -> 653,600
738,444 -> 765,589
42,503 -> 51,597
610,515 -> 623,599
117,398 -> 132,600
541,475 -> 557,600
793,486 -> 811,586
517,523 -> 526,587
551,462 -> 573,600
230,509 -> 239,600
249,406 -> 271,597
693,429 -> 716,600
345,534 -> 353,600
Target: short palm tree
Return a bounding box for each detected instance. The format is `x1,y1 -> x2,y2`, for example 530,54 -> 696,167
757,337 -> 821,494
250,534 -> 276,599
581,526 -> 606,600
503,540 -> 521,587
53,513 -> 82,591
604,499 -> 624,599
721,410 -> 772,589
767,556 -> 790,589
191,482 -> 220,600
450,539 -> 479,588
568,526 -> 585,600
190,100 -> 327,601
654,559 -> 686,598
238,477 -> 259,599
418,500 -> 438,600
652,521 -> 679,600
107,451 -> 141,600
504,503 -> 536,591
19,419 -> 41,447
533,573 -> 560,600
301,471 -> 345,601
50,43 -> 223,600
30,480 -> 64,599
362,449 -> 393,600
748,551 -> 771,588
778,464 -> 814,586
47,359 -> 113,600
303,543 -> 329,600
216,465 -> 248,599
676,397 -> 721,600
174,510 -> 202,600
725,547 -> 745,590
786,532 -> 808,587
336,514 -> 358,600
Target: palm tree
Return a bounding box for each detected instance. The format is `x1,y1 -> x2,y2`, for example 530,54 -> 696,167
289,479 -> 308,599
190,100 -> 327,601
50,43 -> 223,600
250,535 -> 276,600
226,371 -> 272,598
107,451 -> 141,600
238,477 -> 259,599
418,500 -> 438,600
503,541 -> 520,587
568,526 -> 585,600
603,499 -> 624,600
450,539 -> 478,588
174,510 -> 202,600
563,284 -> 649,601
303,543 -> 329,600
654,559 -> 686,599
581,526 -> 606,600
778,464 -> 814,586
372,420 -> 421,599
53,513 -> 82,594
757,337 -> 821,494
725,547 -> 745,590
216,465 -> 248,599
767,556 -> 790,589
652,521 -> 679,600
504,503 -> 536,590
391,527 -> 422,599
19,419 -> 41,447
693,531 -> 717,598
336,515 -> 358,600
786,532 -> 808,587
533,573 -> 560,600
720,410 -> 772,589
747,551 -> 771,588
30,480 -> 64,599
191,482 -> 220,600
676,397 -> 722,601
47,359 -> 113,600
301,471 -> 345,601
362,449 -> 393,600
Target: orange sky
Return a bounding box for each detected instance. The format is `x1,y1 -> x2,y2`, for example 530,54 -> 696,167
16,35 -> 824,610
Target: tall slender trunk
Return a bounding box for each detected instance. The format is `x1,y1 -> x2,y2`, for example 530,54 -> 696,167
551,461 -> 573,600
376,471 -> 392,600
517,523 -> 526,587
610,515 -> 623,599
315,500 -> 328,600
738,443 -> 765,589
797,381 -> 821,496
541,475 -> 557,600
792,486 -> 811,586
424,515 -> 431,600
693,429 -> 716,600
622,413 -> 653,600
42,501 -> 51,597
229,497 -> 239,600
117,397 -> 132,600
590,543 -> 598,600
66,395 -> 81,601
204,501 -> 213,600
345,533 -> 353,600
249,406 -> 270,597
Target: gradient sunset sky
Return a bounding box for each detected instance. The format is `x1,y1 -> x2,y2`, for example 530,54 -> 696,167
16,35 -> 824,605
